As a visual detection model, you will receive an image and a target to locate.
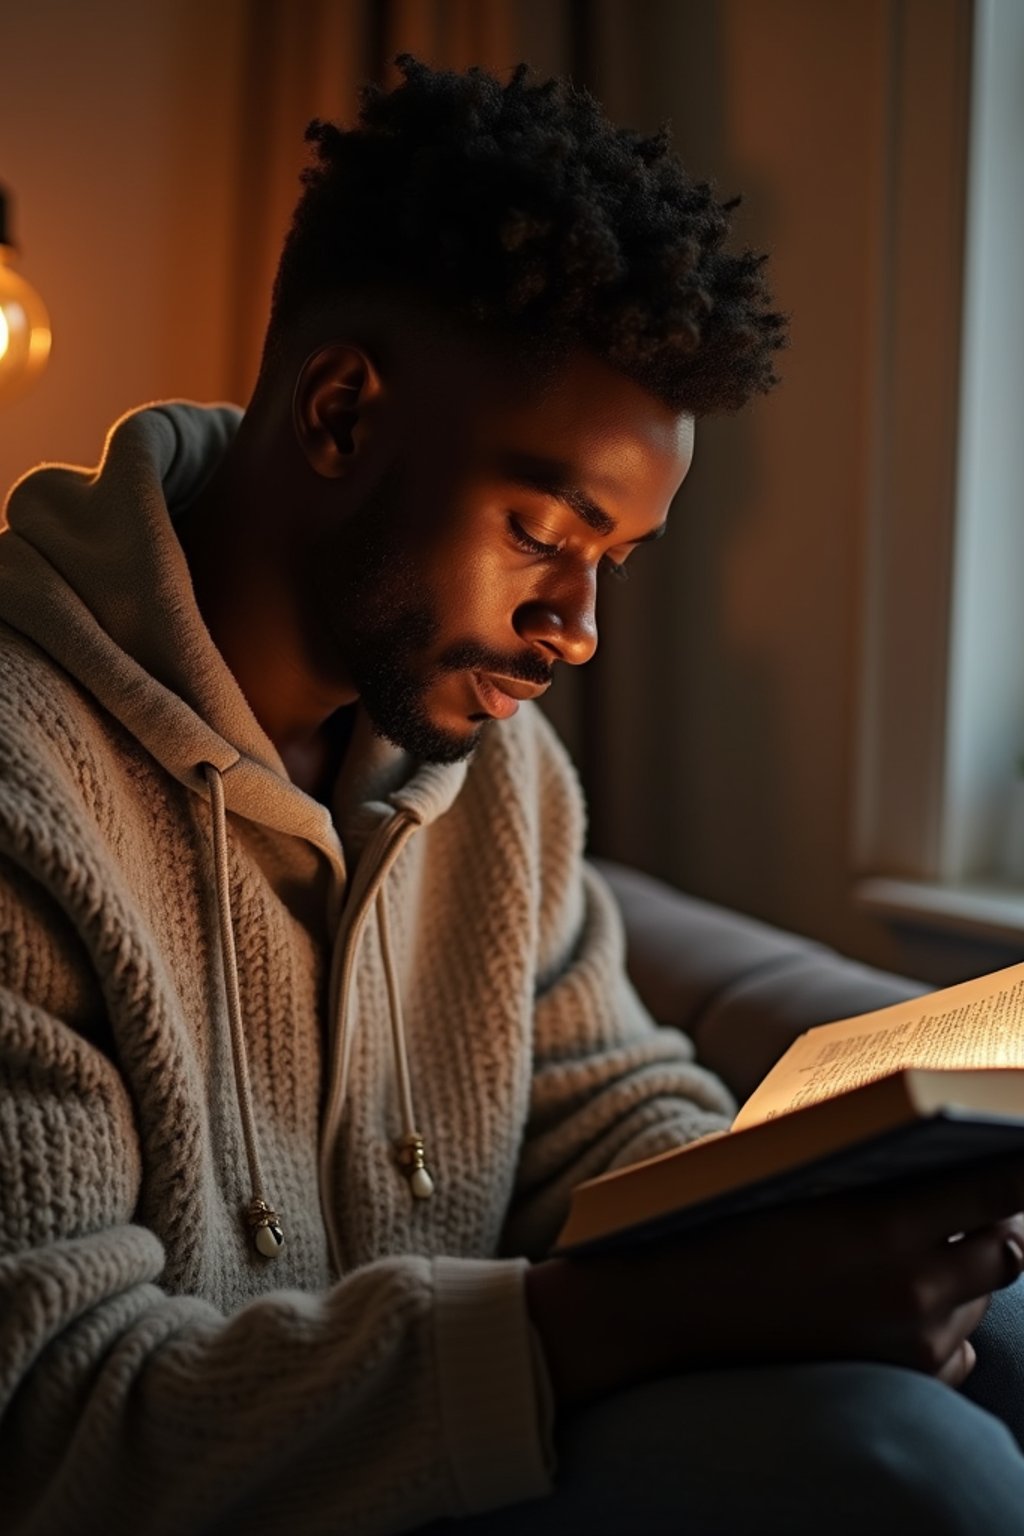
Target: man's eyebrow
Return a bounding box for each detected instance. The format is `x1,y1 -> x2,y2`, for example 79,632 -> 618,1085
496,453 -> 670,544
496,453 -> 619,537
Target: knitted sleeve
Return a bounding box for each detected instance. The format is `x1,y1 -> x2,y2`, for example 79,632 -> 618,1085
500,710 -> 736,1258
0,857 -> 550,1536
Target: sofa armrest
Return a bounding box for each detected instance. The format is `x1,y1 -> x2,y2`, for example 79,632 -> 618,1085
595,858 -> 927,1102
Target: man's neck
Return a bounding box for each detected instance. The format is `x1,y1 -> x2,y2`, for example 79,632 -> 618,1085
283,705 -> 357,802
174,434 -> 357,764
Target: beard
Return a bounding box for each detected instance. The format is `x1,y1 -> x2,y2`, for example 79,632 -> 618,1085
306,466 -> 551,764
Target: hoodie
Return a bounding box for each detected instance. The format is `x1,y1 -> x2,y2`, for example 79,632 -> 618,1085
0,402 -> 734,1536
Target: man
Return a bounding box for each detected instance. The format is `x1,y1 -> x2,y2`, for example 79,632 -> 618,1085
2,55 -> 1024,1536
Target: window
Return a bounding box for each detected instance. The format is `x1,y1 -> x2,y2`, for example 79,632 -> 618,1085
855,0 -> 1024,942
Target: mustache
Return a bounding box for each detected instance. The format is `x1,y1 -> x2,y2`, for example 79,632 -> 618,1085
436,640 -> 554,688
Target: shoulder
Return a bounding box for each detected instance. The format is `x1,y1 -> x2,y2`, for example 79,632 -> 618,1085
0,618 -> 108,766
0,618 -> 87,729
0,620 -> 131,854
0,621 -> 80,781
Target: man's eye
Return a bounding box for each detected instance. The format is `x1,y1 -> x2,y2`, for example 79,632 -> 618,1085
509,515 -> 632,581
508,516 -> 561,558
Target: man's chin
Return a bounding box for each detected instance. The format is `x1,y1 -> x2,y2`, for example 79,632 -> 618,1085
368,708 -> 484,766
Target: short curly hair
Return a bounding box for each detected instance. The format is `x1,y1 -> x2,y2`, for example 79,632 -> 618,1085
264,55 -> 786,415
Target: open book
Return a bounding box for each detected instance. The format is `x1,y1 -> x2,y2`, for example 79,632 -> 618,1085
555,960 -> 1024,1256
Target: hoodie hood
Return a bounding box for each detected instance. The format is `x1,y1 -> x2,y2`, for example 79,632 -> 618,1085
0,401 -> 468,864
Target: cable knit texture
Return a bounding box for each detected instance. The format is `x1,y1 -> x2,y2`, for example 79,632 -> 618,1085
0,402 -> 734,1536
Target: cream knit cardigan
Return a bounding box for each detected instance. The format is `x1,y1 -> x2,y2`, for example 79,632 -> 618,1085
0,403 -> 734,1536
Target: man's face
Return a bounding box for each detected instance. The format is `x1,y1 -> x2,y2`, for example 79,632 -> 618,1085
302,346 -> 695,763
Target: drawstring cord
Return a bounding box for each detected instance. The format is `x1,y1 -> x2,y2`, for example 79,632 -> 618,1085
318,808 -> 433,1274
377,890 -> 434,1198
204,764 -> 284,1259
203,762 -> 432,1273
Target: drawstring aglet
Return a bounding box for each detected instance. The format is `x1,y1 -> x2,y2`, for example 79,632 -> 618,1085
246,1196 -> 285,1258
396,1133 -> 435,1199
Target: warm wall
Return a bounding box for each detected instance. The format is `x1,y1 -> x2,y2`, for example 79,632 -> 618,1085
0,0 -> 245,503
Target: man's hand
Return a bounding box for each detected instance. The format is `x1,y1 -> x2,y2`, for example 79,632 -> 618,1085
525,1154 -> 1024,1411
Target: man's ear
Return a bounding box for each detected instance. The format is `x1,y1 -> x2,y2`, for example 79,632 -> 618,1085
292,342 -> 384,478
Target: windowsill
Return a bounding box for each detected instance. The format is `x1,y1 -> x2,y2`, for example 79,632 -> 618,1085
854,876 -> 1024,948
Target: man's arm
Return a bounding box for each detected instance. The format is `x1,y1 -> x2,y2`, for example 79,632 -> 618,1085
499,710 -> 736,1260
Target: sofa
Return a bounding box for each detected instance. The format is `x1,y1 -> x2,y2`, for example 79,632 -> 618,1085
597,858 -> 925,1101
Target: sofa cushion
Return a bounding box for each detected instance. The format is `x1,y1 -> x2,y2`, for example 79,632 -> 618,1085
595,859 -> 926,1101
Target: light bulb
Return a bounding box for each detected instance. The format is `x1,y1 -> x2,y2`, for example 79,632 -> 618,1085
0,186 -> 51,405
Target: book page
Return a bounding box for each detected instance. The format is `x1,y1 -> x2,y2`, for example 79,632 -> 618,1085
733,962 -> 1024,1131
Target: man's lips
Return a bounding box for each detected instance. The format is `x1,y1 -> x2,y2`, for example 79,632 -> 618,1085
471,671 -> 550,719
484,673 -> 550,702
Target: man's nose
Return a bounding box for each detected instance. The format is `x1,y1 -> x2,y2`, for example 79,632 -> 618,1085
513,570 -> 598,667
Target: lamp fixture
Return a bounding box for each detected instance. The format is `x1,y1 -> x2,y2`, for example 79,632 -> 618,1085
0,185 -> 51,405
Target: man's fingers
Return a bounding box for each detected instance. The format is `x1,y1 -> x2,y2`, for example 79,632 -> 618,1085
937,1337 -> 976,1388
932,1225 -> 1024,1385
1004,1224 -> 1024,1281
943,1217 -> 1024,1306
855,1152 -> 1024,1247
896,1220 -> 1023,1383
